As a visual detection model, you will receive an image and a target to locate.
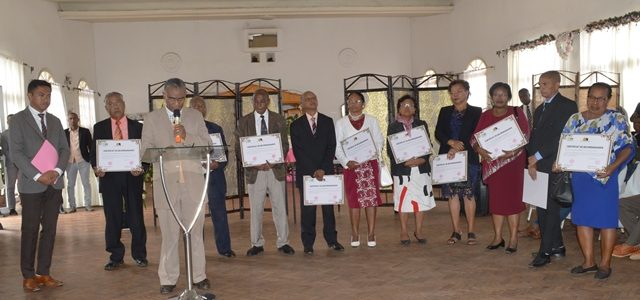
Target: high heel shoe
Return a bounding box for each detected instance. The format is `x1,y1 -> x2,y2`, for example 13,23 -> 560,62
486,239 -> 505,250
350,235 -> 360,248
414,232 -> 427,244
367,235 -> 376,247
505,246 -> 518,254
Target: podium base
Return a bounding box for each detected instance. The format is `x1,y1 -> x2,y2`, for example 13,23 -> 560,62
169,289 -> 216,300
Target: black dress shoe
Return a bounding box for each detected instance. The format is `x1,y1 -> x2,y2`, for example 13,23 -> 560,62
160,285 -> 176,294
278,244 -> 295,255
486,239 -> 505,250
134,258 -> 148,267
68,208 -> 77,213
328,242 -> 345,251
505,247 -> 518,254
304,247 -> 314,255
9,209 -> 18,216
194,278 -> 210,290
529,254 -> 551,268
221,250 -> 236,258
104,260 -> 124,271
246,246 -> 264,256
570,265 -> 598,274
553,247 -> 566,257
594,267 -> 611,280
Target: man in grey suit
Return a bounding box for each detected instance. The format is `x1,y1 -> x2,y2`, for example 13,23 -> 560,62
10,80 -> 70,292
235,88 -> 294,256
1,114 -> 19,215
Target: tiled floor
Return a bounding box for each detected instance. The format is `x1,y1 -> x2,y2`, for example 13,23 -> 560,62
0,194 -> 638,299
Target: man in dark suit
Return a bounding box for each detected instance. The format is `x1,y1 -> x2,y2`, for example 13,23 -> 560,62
526,70 -> 578,267
235,89 -> 294,256
290,91 -> 344,255
1,114 -> 19,215
91,92 -> 147,271
190,96 -> 236,258
10,79 -> 70,292
64,112 -> 93,212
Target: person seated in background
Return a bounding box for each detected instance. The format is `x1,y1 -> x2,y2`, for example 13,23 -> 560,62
614,194 -> 640,260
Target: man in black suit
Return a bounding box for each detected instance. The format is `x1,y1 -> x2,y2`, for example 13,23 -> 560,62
526,70 -> 578,267
91,92 -> 147,271
290,91 -> 344,255
190,96 -> 236,258
64,112 -> 93,212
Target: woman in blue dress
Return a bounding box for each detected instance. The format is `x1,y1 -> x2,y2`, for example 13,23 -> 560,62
559,83 -> 634,280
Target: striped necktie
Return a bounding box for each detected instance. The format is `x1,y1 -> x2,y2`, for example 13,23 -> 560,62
38,113 -> 47,138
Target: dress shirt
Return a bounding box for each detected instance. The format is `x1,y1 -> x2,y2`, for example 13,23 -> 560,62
306,112 -> 318,132
254,110 -> 269,136
68,128 -> 83,163
110,117 -> 129,140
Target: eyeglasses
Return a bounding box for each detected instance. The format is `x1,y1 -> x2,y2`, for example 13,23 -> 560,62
347,99 -> 363,104
587,96 -> 608,103
400,103 -> 415,109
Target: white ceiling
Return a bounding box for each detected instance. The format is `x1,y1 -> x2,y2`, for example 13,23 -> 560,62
48,0 -> 454,22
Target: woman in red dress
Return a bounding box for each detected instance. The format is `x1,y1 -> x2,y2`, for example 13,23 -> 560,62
471,82 -> 529,253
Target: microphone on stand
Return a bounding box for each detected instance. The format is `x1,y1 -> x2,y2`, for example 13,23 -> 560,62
173,109 -> 182,144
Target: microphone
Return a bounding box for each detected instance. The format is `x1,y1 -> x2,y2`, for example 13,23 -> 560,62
173,109 -> 182,143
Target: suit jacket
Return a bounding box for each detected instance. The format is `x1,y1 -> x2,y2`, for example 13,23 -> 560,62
290,113 -> 336,188
387,119 -> 431,175
1,129 -> 12,164
141,107 -> 211,210
526,93 -> 578,173
65,127 -> 92,162
435,105 -> 482,166
9,107 -> 70,193
235,110 -> 289,184
205,120 -> 227,194
91,117 -> 144,194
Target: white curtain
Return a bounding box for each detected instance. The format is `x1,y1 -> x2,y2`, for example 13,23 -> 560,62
508,43 -> 570,105
580,22 -> 640,117
78,89 -> 96,129
464,69 -> 487,109
0,55 -> 25,130
49,83 -> 68,129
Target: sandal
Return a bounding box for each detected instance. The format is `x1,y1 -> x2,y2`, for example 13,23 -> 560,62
467,232 -> 477,245
447,232 -> 462,245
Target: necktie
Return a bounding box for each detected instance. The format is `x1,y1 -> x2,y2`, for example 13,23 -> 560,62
38,113 -> 47,138
525,105 -> 533,127
311,117 -> 317,135
260,115 -> 268,135
114,119 -> 123,140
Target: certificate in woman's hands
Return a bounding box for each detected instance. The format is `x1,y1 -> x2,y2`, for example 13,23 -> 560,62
340,128 -> 378,164
240,133 -> 284,167
556,133 -> 612,172
474,115 -> 527,160
96,139 -> 142,172
388,125 -> 432,163
303,175 -> 344,205
431,151 -> 468,185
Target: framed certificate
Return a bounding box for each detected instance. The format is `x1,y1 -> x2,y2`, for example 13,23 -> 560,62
431,151 -> 468,185
474,115 -> 527,160
96,139 -> 142,172
388,125 -> 432,163
340,128 -> 378,164
556,133 -> 613,172
303,175 -> 344,205
209,133 -> 227,162
239,133 -> 284,167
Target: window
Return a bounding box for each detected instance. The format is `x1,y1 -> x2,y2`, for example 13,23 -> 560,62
38,70 -> 68,129
464,59 -> 488,109
0,55 -> 25,130
77,80 -> 96,129
420,69 -> 437,88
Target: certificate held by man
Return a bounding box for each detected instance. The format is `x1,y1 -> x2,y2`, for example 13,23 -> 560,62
431,151 -> 468,185
240,133 -> 284,167
556,133 -> 613,172
96,139 -> 142,172
388,125 -> 432,163
474,115 -> 527,160
303,175 -> 344,205
340,128 -> 378,164
209,133 -> 227,162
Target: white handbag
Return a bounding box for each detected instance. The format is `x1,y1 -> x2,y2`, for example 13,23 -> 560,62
379,161 -> 393,187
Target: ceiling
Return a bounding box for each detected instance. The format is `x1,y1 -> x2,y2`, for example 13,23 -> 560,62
48,0 -> 454,22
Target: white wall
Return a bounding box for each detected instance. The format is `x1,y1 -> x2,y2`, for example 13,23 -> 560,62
411,0 -> 640,88
0,0 -> 96,116
93,17 -> 413,120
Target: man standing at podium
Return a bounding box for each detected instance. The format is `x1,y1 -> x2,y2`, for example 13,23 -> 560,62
10,80 -> 70,292
141,78 -> 212,295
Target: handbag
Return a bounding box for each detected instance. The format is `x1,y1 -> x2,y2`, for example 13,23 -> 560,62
379,161 -> 393,187
551,172 -> 573,207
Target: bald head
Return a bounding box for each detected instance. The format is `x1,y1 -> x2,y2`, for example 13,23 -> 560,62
190,96 -> 207,118
301,91 -> 318,115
